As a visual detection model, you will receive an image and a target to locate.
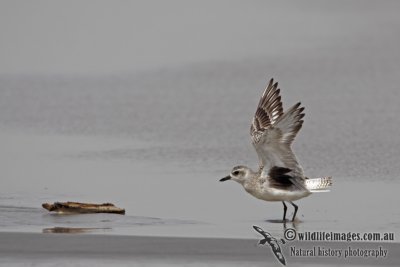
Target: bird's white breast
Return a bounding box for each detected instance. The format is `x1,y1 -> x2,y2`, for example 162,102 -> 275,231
244,178 -> 310,202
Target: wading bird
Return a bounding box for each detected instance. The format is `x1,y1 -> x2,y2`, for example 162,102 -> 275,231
220,78 -> 332,221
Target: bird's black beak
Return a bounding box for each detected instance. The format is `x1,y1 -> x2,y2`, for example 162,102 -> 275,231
219,175 -> 231,182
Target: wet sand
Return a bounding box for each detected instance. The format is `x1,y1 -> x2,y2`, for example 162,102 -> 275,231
0,232 -> 398,266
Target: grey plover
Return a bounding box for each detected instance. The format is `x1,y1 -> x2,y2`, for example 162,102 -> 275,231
220,78 -> 332,222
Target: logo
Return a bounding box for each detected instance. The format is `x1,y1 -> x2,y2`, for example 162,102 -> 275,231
253,225 -> 287,265
252,226 -> 392,265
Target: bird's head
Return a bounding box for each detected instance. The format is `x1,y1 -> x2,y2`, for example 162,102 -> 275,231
219,165 -> 252,185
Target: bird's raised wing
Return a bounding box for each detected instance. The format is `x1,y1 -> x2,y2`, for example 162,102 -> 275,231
250,78 -> 283,141
250,79 -> 305,177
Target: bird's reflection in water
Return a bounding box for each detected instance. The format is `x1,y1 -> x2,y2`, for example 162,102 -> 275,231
265,219 -> 299,229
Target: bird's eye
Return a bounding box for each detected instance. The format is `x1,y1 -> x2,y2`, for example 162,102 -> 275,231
232,171 -> 240,176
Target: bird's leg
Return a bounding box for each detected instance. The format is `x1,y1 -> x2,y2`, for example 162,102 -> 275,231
282,201 -> 287,222
290,201 -> 298,222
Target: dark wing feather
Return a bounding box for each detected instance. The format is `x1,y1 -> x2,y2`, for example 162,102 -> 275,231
268,166 -> 306,191
250,78 -> 283,142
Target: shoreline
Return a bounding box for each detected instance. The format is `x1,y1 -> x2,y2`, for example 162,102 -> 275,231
0,232 -> 398,266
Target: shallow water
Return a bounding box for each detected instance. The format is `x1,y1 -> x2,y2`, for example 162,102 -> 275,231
0,132 -> 399,239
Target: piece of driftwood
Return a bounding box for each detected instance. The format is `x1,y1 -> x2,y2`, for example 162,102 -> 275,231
42,201 -> 125,215
43,227 -> 111,234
